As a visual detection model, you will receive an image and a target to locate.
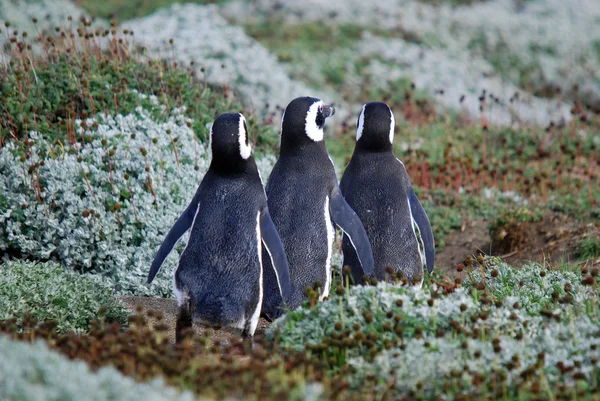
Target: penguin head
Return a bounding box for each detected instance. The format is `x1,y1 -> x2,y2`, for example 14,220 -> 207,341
355,102 -> 396,151
281,96 -> 335,148
209,112 -> 253,171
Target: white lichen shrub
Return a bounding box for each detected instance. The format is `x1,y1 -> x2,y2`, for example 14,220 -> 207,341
359,38 -> 571,127
462,258 -> 590,316
0,0 -> 89,33
0,101 -> 276,296
0,336 -> 204,401
269,257 -> 600,396
349,315 -> 599,396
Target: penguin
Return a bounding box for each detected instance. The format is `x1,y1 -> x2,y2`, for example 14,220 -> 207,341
147,113 -> 291,342
339,102 -> 435,286
261,96 -> 375,320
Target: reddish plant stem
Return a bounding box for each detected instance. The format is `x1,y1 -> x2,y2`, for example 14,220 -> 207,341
107,152 -> 115,194
35,169 -> 42,204
81,167 -> 98,202
172,140 -> 180,168
127,178 -> 138,221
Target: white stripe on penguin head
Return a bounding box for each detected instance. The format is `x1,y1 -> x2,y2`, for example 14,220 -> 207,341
238,113 -> 251,159
305,100 -> 325,142
389,106 -> 396,144
356,104 -> 366,141
208,122 -> 214,154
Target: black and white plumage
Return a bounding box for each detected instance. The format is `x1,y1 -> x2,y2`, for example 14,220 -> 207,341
340,102 -> 435,286
261,96 -> 375,320
147,113 -> 291,341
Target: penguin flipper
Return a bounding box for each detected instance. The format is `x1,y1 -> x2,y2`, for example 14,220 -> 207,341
408,190 -> 435,274
260,207 -> 291,302
329,189 -> 375,276
147,197 -> 200,284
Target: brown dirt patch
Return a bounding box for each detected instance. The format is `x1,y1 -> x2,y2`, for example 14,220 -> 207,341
490,212 -> 600,266
119,296 -> 271,345
435,218 -> 491,271
435,212 -> 600,273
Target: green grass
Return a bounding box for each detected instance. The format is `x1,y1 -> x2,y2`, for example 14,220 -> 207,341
0,260 -> 129,333
77,0 -> 226,21
244,22 -> 368,90
488,207 -> 544,234
578,237 -> 600,260
245,22 -> 366,55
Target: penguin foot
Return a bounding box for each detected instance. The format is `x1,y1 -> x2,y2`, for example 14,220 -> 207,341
241,327 -> 255,349
175,305 -> 193,344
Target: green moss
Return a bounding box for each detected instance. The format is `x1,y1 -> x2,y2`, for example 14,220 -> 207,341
79,0 -> 227,21
245,22 -> 366,54
417,0 -> 489,6
578,237 -> 600,261
0,260 -> 129,333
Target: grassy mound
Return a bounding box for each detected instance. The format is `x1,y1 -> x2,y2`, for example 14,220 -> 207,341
0,260 -> 128,333
2,258 -> 598,400
0,19 -> 277,150
578,237 -> 600,261
0,312 -> 336,401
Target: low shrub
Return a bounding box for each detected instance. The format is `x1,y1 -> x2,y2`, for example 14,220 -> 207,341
268,257 -> 600,398
489,207 -> 544,234
0,260 -> 128,333
0,104 -> 276,296
0,335 -> 202,401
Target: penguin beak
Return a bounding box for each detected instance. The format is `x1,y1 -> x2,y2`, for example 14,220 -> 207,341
322,104 -> 335,119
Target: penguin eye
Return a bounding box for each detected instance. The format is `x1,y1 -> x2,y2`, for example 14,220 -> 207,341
315,109 -> 324,128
